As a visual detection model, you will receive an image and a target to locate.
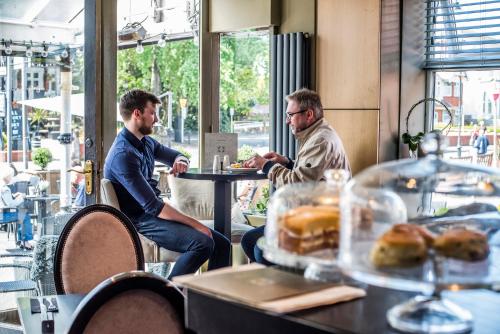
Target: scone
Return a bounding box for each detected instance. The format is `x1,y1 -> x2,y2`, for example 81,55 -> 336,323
370,224 -> 428,267
392,223 -> 435,247
434,229 -> 489,261
279,205 -> 340,254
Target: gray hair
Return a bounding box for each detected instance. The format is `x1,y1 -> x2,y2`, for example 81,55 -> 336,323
286,88 -> 323,119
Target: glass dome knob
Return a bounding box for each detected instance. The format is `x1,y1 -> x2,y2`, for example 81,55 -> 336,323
420,131 -> 448,156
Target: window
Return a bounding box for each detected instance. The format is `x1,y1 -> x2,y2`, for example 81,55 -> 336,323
427,1 -> 500,167
116,0 -> 200,167
219,31 -> 270,159
218,30 -> 270,213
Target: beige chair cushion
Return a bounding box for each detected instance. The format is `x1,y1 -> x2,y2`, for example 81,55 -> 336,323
167,174 -> 249,226
167,175 -> 214,220
60,211 -> 140,294
100,179 -> 120,210
100,178 -> 182,263
83,289 -> 183,334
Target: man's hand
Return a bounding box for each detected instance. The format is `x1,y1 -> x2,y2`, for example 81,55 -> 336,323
170,156 -> 189,176
243,154 -> 268,170
192,221 -> 212,238
263,152 -> 289,165
160,199 -> 212,238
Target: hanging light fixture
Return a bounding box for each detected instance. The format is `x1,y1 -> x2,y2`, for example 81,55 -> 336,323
136,40 -> 144,54
41,43 -> 48,57
4,40 -> 13,55
157,34 -> 167,48
25,42 -> 33,58
61,46 -> 69,59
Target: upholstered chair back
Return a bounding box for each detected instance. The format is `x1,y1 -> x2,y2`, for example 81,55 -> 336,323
54,204 -> 144,294
68,271 -> 184,334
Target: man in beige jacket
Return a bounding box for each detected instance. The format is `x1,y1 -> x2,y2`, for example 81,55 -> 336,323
242,88 -> 350,263
245,88 -> 350,185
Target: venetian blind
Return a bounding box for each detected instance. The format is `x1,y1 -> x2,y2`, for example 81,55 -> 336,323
425,0 -> 500,69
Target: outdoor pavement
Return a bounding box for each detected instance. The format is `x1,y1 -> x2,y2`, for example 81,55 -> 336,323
0,230 -> 21,311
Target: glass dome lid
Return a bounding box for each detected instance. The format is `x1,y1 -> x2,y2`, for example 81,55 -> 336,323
339,133 -> 500,333
338,133 -> 500,293
260,169 -> 349,271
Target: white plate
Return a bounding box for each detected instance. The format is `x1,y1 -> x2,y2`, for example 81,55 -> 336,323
226,167 -> 259,173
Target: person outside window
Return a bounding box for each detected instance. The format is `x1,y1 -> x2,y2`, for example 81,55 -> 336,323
474,127 -> 489,155
0,165 -> 33,249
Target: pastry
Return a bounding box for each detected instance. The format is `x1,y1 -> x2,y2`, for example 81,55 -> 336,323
370,224 -> 428,267
434,229 -> 489,261
278,205 -> 340,254
392,223 -> 435,247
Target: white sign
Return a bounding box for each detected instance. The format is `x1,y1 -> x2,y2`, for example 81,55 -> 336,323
204,133 -> 238,168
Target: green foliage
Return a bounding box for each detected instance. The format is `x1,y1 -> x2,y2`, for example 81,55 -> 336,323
402,132 -> 425,152
173,146 -> 192,160
117,33 -> 269,134
1,132 -> 6,150
434,207 -> 449,216
238,145 -> 256,162
30,108 -> 49,134
219,34 -> 269,128
117,40 -> 200,132
254,184 -> 270,214
33,148 -> 53,170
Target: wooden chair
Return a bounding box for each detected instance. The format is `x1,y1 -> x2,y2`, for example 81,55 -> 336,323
54,204 -> 144,294
67,271 -> 184,334
477,153 -> 493,167
449,155 -> 473,164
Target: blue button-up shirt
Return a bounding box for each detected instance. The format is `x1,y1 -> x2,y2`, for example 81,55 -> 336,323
104,127 -> 183,220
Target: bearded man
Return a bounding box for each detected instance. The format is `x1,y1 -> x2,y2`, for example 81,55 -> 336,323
104,89 -> 230,278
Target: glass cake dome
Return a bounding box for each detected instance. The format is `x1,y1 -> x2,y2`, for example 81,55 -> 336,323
338,133 -> 500,333
260,169 -> 349,280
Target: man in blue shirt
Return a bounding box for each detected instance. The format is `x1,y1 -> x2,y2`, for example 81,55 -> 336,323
104,89 -> 230,278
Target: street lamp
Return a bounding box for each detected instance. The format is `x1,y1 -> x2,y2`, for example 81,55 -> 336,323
179,98 -> 187,143
229,107 -> 234,132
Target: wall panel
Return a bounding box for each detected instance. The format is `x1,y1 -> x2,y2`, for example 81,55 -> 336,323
324,109 -> 379,175
317,0 -> 381,110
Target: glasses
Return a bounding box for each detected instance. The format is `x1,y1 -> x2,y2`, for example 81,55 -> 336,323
285,109 -> 308,120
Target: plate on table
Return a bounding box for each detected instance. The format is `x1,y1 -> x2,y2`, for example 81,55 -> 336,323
226,167 -> 259,173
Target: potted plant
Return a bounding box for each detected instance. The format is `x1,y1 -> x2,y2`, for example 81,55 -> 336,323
245,184 -> 269,227
33,148 -> 53,170
402,98 -> 452,158
238,145 -> 256,162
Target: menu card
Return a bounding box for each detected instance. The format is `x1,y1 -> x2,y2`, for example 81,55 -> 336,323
204,133 -> 238,168
173,264 -> 365,313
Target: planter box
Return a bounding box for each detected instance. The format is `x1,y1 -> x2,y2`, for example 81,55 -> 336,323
244,213 -> 266,227
0,150 -> 31,162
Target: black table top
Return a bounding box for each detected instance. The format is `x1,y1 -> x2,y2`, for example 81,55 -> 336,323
186,284 -> 500,334
177,168 -> 268,182
17,295 -> 84,334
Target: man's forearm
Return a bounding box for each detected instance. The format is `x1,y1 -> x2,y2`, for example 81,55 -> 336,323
157,201 -> 199,228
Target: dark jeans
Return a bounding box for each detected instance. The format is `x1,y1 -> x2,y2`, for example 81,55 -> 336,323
240,225 -> 272,265
134,214 -> 231,279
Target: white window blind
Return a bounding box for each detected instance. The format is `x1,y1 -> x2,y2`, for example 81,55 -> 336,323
425,0 -> 500,69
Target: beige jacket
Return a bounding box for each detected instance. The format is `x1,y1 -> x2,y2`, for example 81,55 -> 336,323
268,118 -> 350,187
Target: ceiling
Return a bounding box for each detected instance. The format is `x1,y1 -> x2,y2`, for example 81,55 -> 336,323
0,0 -> 84,48
0,0 -> 196,53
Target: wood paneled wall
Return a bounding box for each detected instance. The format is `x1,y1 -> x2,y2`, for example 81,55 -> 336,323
324,110 -> 379,175
317,0 -> 381,174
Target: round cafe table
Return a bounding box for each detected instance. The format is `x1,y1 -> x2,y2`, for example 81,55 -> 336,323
177,168 -> 267,240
